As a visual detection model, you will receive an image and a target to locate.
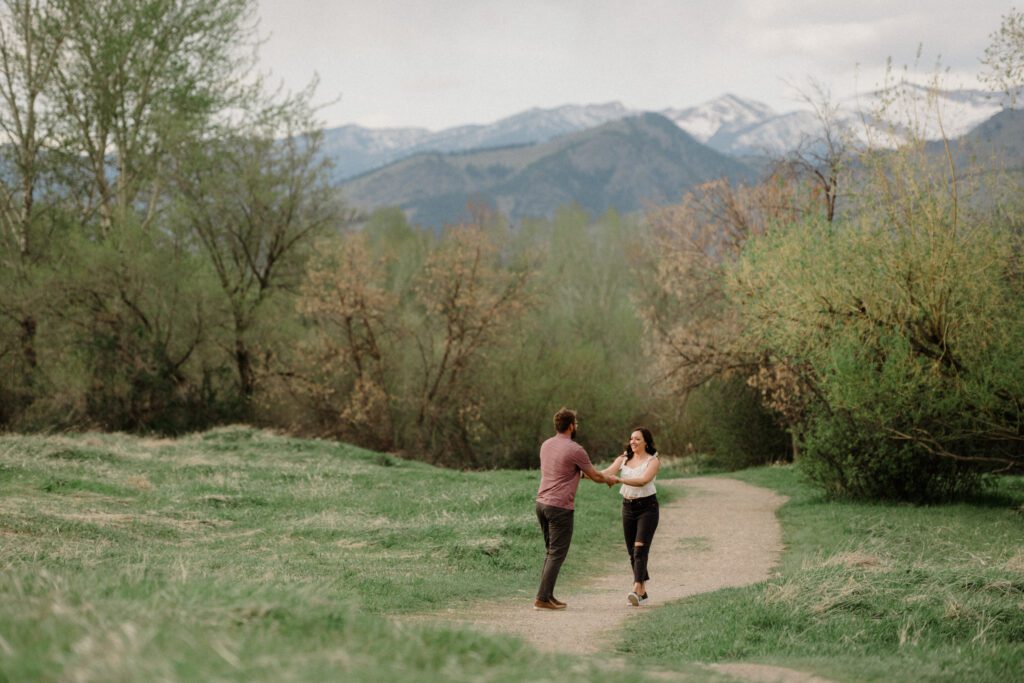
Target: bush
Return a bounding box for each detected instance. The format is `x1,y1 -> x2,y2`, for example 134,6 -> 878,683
799,408 -> 984,502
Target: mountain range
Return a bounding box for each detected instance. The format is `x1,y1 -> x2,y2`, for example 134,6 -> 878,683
322,102 -> 634,182
327,88 -> 1017,227
340,113 -> 755,228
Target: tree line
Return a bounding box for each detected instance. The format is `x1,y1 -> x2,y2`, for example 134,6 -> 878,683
1,1 -> 1022,500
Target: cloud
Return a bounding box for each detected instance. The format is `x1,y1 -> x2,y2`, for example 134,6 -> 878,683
255,0 -> 1014,129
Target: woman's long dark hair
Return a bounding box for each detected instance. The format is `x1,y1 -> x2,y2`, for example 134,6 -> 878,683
624,427 -> 656,462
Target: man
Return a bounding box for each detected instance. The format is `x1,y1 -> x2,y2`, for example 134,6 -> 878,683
534,407 -> 613,610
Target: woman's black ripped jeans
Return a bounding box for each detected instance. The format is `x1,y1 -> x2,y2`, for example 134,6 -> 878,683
622,494 -> 659,583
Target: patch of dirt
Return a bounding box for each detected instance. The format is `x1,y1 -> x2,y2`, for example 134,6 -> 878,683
706,662 -> 836,683
409,476 -> 838,683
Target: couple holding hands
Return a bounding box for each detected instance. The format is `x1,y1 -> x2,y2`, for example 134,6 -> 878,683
534,407 -> 661,611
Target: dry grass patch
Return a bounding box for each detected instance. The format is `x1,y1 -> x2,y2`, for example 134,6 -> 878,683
819,550 -> 885,570
292,510 -> 349,529
175,453 -> 229,467
59,511 -> 137,527
1005,552 -> 1024,573
126,475 -> 153,491
762,579 -> 802,605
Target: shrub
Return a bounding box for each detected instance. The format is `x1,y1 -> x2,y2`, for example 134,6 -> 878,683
799,407 -> 984,502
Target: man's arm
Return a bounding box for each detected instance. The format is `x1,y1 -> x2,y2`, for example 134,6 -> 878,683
580,463 -> 612,485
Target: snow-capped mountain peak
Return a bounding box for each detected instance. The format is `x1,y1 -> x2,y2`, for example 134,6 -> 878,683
842,82 -> 1010,143
323,102 -> 636,180
662,93 -> 777,143
323,89 -> 1015,180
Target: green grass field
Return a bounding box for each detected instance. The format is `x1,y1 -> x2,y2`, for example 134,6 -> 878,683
0,427 -> 665,682
629,467 -> 1024,682
1,427 -> 1021,681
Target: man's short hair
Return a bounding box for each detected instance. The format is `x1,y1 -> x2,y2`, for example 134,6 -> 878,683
553,407 -> 577,433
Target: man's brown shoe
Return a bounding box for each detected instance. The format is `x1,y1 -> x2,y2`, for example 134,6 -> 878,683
533,598 -> 566,610
550,596 -> 567,607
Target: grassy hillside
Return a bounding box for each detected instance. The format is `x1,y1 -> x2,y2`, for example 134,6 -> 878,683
0,427 -> 674,682
2,428 -> 1020,681
630,466 -> 1024,683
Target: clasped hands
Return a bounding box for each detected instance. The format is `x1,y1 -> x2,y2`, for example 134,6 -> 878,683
606,474 -> 620,488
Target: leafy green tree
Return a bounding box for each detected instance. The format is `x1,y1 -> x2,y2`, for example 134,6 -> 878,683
52,0 -> 253,234
173,97 -> 344,406
682,376 -> 789,470
47,0 -> 258,429
479,207 -> 652,466
0,0 -> 329,431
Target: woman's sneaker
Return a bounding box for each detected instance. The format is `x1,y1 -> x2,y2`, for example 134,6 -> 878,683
627,591 -> 640,606
638,592 -> 649,606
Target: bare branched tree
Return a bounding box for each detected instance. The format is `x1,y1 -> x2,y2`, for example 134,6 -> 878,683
411,222 -> 531,463
779,79 -> 854,223
295,232 -> 396,447
981,7 -> 1024,105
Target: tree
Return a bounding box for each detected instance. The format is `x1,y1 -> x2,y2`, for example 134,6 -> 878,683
295,231 -> 396,448
487,206 -> 651,464
779,80 -> 854,223
408,220 -> 530,464
727,96 -> 1024,499
4,0 -> 279,430
636,175 -> 816,462
982,7 -> 1024,104
0,0 -> 67,418
48,0 -> 265,429
290,211 -> 532,465
174,96 -> 344,406
52,0 -> 253,235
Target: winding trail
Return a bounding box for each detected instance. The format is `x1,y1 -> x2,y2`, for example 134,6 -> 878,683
408,476 -> 837,682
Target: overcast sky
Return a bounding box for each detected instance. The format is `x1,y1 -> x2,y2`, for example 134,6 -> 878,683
253,1 -> 1012,131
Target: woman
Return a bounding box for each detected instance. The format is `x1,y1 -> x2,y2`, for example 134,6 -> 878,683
603,427 -> 661,606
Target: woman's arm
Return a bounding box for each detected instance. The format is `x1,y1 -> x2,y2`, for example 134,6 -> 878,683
600,454 -> 626,478
617,457 -> 661,487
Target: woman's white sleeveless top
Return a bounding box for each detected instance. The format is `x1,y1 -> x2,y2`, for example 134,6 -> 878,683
619,453 -> 657,499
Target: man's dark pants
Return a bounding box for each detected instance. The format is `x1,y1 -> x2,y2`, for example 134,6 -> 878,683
535,502 -> 574,602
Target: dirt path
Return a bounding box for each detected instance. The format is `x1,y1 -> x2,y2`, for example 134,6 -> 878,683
410,476 -> 836,682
